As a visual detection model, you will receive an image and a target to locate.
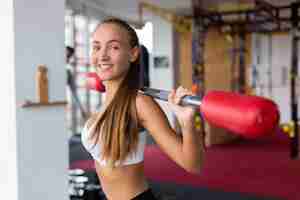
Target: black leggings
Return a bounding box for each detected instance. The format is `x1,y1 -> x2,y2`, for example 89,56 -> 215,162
131,189 -> 158,200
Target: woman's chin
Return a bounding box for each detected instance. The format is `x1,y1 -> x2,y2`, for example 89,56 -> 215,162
99,73 -> 125,82
98,74 -> 112,81
99,77 -> 110,82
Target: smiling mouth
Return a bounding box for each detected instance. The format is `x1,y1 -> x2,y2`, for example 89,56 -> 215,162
98,64 -> 113,70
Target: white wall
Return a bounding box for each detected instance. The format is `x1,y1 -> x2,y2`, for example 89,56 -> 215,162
1,0 -> 68,200
150,15 -> 175,90
252,33 -> 296,123
66,0 -> 107,20
149,15 -> 176,126
1,1 -> 18,199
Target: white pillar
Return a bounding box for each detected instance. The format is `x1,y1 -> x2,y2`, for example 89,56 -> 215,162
150,15 -> 176,127
1,1 -> 18,199
0,0 -> 68,200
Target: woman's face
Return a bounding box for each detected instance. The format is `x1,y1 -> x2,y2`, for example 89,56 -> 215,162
91,23 -> 138,82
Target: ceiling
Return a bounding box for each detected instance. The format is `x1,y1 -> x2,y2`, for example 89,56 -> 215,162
98,0 -> 296,22
99,0 -> 191,23
75,0 -> 298,28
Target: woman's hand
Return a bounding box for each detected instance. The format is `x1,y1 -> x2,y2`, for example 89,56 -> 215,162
168,86 -> 196,129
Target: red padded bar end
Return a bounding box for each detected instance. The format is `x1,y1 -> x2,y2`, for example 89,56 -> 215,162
200,91 -> 280,138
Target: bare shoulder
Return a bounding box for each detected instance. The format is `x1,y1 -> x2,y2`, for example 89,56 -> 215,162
135,93 -> 180,159
136,93 -> 162,120
135,93 -> 156,108
135,93 -> 172,132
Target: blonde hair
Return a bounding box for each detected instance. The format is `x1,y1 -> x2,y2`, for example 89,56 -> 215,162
88,18 -> 141,167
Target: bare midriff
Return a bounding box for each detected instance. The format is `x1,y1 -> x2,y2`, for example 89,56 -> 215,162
95,161 -> 149,200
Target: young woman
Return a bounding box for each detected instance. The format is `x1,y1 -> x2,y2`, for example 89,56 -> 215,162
81,18 -> 204,200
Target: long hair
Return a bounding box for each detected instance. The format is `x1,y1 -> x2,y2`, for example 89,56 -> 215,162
88,18 -> 141,167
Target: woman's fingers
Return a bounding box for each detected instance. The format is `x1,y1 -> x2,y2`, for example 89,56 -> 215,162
168,86 -> 197,126
168,89 -> 176,104
168,86 -> 193,105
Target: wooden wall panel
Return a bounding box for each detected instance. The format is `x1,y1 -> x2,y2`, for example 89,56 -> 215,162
204,28 -> 238,146
178,32 -> 193,89
176,28 -> 252,146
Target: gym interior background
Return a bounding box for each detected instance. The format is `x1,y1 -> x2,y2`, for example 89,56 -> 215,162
1,0 -> 300,200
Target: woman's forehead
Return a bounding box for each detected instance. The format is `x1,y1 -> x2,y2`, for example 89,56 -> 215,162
92,23 -> 129,44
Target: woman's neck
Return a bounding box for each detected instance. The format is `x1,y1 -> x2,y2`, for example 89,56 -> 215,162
102,77 -> 125,104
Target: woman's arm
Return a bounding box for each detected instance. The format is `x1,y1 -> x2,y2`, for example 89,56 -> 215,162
136,88 -> 204,174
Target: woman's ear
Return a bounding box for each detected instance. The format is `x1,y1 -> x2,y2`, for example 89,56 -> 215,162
129,46 -> 140,63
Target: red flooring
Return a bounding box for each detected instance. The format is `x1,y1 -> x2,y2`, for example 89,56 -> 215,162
71,131 -> 300,200
144,131 -> 300,200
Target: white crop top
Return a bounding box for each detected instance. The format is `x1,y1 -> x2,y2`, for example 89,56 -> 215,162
81,122 -> 146,166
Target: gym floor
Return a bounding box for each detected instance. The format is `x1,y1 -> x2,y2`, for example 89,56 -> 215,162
70,129 -> 299,200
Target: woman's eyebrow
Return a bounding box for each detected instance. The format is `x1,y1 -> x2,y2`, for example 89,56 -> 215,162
92,41 -> 100,45
107,39 -> 122,45
92,40 -> 122,45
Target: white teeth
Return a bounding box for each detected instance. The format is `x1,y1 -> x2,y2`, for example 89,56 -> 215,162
100,64 -> 112,70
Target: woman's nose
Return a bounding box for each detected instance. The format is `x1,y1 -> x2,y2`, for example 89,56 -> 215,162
99,48 -> 109,61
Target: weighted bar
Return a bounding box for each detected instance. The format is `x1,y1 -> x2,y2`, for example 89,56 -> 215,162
140,87 -> 201,107
86,72 -> 280,138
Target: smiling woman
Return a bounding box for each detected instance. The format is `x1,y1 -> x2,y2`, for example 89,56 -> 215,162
91,22 -> 139,82
81,17 -> 204,200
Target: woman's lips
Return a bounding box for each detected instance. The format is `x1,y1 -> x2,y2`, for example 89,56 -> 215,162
98,64 -> 113,75
100,64 -> 113,69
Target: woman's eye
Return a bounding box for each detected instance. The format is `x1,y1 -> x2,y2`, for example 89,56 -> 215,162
93,46 -> 100,51
111,46 -> 119,50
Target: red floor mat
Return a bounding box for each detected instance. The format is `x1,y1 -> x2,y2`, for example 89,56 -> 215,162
144,132 -> 300,200
70,131 -> 299,200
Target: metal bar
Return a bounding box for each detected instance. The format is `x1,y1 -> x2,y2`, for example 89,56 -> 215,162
140,87 -> 170,101
222,27 -> 291,34
208,17 -> 291,27
194,5 -> 290,18
71,12 -> 78,134
276,8 -> 281,30
192,3 -> 293,33
238,31 -> 246,93
255,0 -> 277,20
140,87 -> 202,107
290,2 -> 299,159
